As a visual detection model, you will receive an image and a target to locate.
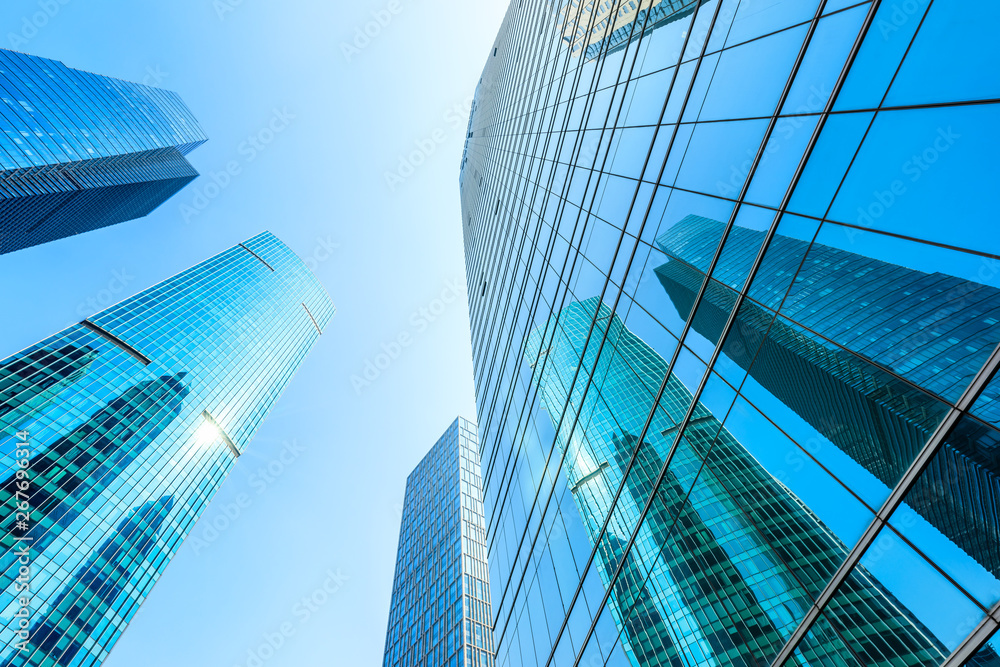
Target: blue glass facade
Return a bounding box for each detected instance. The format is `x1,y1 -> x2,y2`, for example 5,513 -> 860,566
382,418 -> 495,667
460,1 -> 1000,665
0,48 -> 206,255
0,232 -> 333,666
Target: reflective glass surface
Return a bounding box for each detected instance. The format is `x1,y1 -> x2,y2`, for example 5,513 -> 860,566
381,418 -> 495,667
0,48 -> 207,255
460,0 -> 999,665
0,232 -> 333,666
963,630 -> 1000,666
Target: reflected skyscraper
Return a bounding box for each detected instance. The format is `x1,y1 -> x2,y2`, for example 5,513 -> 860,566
7,496 -> 175,667
0,342 -> 97,433
0,232 -> 334,666
461,0 -> 1000,664
554,0 -> 702,59
0,48 -> 206,255
654,214 -> 1000,580
0,373 -> 189,588
526,298 -> 947,665
382,418 -> 494,667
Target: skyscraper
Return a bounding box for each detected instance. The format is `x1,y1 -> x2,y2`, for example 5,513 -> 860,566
461,0 -> 1000,665
0,48 -> 207,255
382,418 -> 494,667
0,231 -> 334,666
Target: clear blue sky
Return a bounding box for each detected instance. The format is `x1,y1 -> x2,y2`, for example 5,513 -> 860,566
0,0 -> 506,664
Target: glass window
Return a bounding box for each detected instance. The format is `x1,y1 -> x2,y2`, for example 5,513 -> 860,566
673,118 -> 771,197
834,0 -> 931,110
886,1 -> 1000,106
891,415 -> 1000,607
787,111 -> 874,218
694,24 -> 808,122
780,4 -> 868,116
828,104 -> 1000,257
815,528 -> 983,658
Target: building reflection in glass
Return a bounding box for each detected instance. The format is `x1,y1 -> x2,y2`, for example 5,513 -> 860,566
0,373 -> 189,590
552,0 -> 704,60
525,297 -> 951,665
3,496 -> 175,667
0,342 -> 98,435
654,214 -> 1000,581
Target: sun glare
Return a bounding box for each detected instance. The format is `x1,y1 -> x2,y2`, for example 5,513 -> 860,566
193,419 -> 221,448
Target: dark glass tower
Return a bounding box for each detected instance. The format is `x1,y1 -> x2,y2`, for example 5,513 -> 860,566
0,232 -> 334,666
382,418 -> 495,667
461,0 -> 1000,665
0,48 -> 207,254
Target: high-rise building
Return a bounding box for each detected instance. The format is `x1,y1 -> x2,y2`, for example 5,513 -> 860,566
0,231 -> 334,666
0,48 -> 207,255
461,1 -> 1000,665
382,418 -> 495,667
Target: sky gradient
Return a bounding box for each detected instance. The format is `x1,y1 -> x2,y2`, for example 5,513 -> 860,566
0,0 -> 507,664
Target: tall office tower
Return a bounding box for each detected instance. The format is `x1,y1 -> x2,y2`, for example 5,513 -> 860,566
382,418 -> 495,667
460,1 -> 1000,665
0,48 -> 207,255
0,231 -> 334,666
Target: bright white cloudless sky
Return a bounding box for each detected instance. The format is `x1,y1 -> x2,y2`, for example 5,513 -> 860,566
0,0 -> 508,664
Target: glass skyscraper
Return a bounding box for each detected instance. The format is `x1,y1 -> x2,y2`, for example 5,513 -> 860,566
0,231 -> 334,666
382,418 -> 495,667
460,1 -> 1000,665
0,47 -> 206,255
